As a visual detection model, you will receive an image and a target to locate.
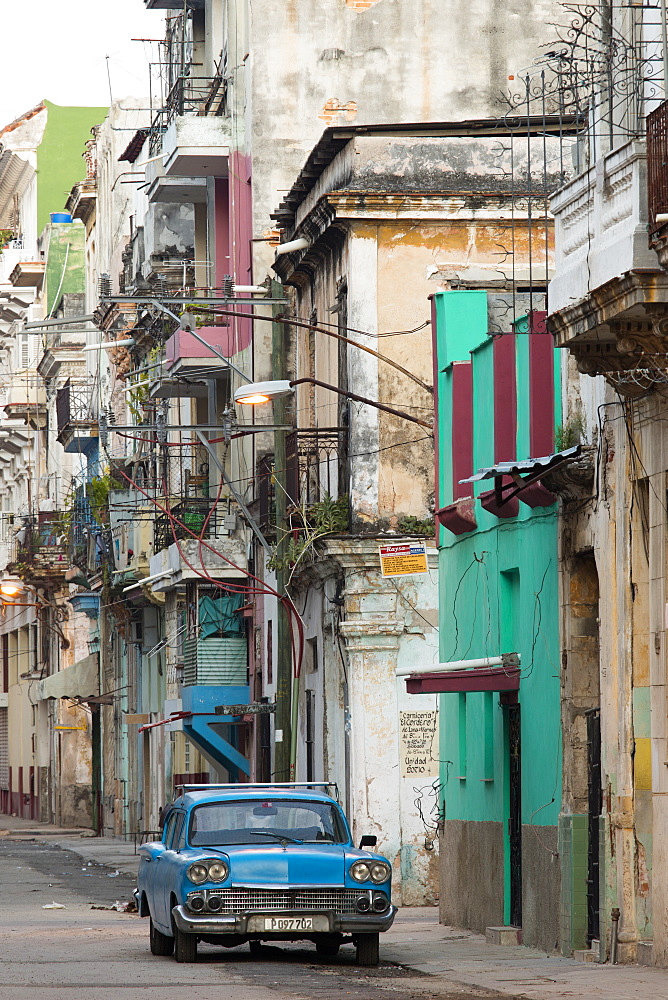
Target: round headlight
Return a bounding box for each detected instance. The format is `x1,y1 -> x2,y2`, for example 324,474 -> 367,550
370,862 -> 391,884
187,863 -> 209,884
208,861 -> 228,882
350,861 -> 370,882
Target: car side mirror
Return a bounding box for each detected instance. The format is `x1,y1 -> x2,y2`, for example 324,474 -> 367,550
359,835 -> 377,849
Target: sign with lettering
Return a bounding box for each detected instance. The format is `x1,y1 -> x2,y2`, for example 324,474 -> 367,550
379,542 -> 428,577
399,710 -> 439,778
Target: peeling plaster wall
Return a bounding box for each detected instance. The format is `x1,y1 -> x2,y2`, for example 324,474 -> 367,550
557,362 -> 668,963
243,0 -> 563,276
292,541 -> 440,905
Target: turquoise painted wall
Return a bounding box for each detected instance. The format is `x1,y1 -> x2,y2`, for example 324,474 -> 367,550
433,289 -> 562,829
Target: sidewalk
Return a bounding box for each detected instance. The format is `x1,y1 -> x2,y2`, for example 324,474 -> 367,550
0,813 -> 141,877
3,814 -> 668,998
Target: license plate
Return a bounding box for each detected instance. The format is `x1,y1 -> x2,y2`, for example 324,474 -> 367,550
264,916 -> 313,931
247,913 -> 331,932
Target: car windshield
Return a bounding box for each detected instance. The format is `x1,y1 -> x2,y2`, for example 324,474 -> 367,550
188,798 -> 348,846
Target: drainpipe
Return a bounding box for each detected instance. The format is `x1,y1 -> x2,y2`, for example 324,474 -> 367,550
611,907 -> 620,964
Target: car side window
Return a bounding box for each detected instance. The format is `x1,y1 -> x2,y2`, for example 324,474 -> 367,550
174,812 -> 186,850
174,813 -> 188,851
163,812 -> 178,848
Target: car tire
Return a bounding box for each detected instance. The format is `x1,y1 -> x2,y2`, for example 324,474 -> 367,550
356,932 -> 379,966
173,925 -> 198,963
150,917 -> 174,957
316,936 -> 341,958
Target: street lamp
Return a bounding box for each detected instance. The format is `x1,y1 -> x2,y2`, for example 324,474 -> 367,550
233,380 -> 293,405
0,575 -> 25,599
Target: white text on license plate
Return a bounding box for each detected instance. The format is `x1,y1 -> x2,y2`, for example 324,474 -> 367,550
264,916 -> 313,931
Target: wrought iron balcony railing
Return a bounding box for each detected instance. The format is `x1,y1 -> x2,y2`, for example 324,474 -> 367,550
8,513 -> 69,581
148,74 -> 228,154
285,427 -> 347,508
154,497 -> 221,553
56,379 -> 99,448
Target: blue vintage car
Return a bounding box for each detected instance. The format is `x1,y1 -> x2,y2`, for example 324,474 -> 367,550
136,783 -> 397,965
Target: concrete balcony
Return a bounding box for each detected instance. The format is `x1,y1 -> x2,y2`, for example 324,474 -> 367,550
548,140 -> 668,396
9,260 -> 45,289
162,113 -> 230,178
4,379 -> 47,428
149,533 -> 248,592
165,326 -> 237,377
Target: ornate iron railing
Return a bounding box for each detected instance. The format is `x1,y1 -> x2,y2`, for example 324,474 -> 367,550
648,99 -> 668,236
56,379 -> 98,440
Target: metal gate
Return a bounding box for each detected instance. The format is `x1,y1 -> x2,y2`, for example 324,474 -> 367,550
586,709 -> 601,944
0,707 -> 8,790
508,704 -> 522,928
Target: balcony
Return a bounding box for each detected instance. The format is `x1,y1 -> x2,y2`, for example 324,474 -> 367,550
56,380 -> 99,454
286,428 -> 346,508
145,74 -> 229,203
4,380 -> 47,428
154,496 -> 224,553
162,99 -> 230,178
548,139 -> 668,395
9,260 -> 44,288
144,0 -> 204,8
9,513 -> 69,584
183,636 -> 247,686
165,326 -> 236,377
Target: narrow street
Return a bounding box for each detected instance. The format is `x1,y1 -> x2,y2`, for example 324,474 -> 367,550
0,839 -> 508,1000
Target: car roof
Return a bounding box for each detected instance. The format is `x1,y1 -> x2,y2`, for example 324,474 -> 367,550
173,785 -> 341,809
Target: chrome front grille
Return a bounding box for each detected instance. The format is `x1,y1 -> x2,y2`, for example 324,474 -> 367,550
206,887 -> 368,914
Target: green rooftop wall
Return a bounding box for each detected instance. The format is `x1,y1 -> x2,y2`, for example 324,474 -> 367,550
44,222 -> 86,316
36,100 -> 107,235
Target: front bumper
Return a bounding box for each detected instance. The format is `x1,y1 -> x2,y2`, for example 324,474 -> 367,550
172,904 -> 397,936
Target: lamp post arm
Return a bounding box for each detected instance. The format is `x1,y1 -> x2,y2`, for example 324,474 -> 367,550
188,306 -> 433,393
280,315 -> 432,394
289,378 -> 433,430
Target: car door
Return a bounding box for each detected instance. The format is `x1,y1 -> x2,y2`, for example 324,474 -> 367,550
154,812 -> 181,928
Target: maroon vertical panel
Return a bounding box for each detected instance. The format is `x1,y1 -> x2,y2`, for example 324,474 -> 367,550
229,152 -> 253,356
452,361 -> 474,500
529,310 -> 554,457
493,335 -> 517,462
430,296 -> 441,514
214,178 -> 230,290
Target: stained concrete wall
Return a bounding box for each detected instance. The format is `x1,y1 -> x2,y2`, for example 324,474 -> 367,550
244,0 -> 564,264
440,819 -> 504,932
522,824 -> 560,953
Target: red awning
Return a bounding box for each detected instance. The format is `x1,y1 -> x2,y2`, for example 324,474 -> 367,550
405,664 -> 520,694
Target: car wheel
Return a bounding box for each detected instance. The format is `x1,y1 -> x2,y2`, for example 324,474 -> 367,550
316,935 -> 341,958
149,917 -> 174,957
173,925 -> 198,963
356,932 -> 379,966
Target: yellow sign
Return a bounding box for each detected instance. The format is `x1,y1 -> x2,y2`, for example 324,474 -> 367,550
379,542 -> 428,577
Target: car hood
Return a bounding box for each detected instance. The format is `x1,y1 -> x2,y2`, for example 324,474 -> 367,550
222,843 -> 346,886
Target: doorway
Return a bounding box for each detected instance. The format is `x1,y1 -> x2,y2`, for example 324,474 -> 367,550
507,703 -> 522,927
586,708 -> 601,943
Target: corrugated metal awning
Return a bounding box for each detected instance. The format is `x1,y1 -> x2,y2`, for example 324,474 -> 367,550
459,445 -> 580,483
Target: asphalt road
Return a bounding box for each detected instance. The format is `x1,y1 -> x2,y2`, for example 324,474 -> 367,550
0,839 -> 514,1000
